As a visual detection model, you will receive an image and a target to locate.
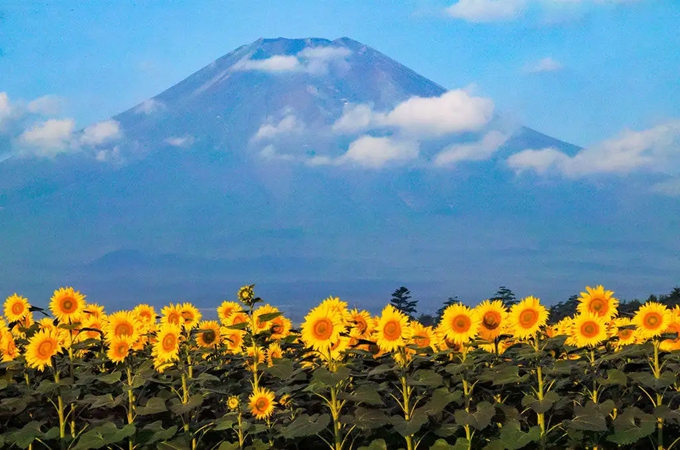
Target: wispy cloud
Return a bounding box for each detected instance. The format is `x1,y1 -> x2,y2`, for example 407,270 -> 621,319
434,131 -> 509,166
252,114 -> 304,141
81,119 -> 121,145
232,45 -> 351,75
508,120 -> 680,177
135,98 -> 165,115
651,178 -> 680,197
309,135 -> 420,169
18,119 -> 76,157
446,0 -> 528,22
26,95 -> 64,115
164,135 -> 195,148
524,57 -> 563,73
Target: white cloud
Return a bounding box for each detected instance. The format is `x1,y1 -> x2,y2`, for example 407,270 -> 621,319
95,146 -> 122,163
80,119 -> 121,146
232,45 -> 351,75
525,57 -> 563,73
260,144 -> 296,161
434,131 -> 509,166
253,115 -> 304,141
651,178 -> 680,197
135,98 -> 165,115
0,92 -> 11,129
507,147 -> 570,174
508,120 -> 680,176
332,104 -> 374,134
164,135 -> 195,148
332,89 -> 495,137
18,118 -> 76,156
446,0 -> 528,22
339,135 -> 420,168
383,89 -> 495,136
27,95 -> 64,115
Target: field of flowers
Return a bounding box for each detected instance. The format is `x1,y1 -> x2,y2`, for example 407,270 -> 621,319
1,285 -> 679,450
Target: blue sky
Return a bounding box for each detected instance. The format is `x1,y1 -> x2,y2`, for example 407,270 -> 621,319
1,0 -> 679,148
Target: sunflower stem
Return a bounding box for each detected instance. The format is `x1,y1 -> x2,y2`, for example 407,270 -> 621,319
53,368 -> 66,443
400,369 -> 415,450
653,340 -> 663,450
460,345 -> 473,448
533,336 -> 546,449
236,410 -> 245,450
126,365 -> 135,450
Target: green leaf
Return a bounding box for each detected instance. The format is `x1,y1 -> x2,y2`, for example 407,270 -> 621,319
367,364 -> 392,377
629,371 -> 676,390
409,369 -> 443,387
357,439 -> 387,450
282,413 -> 330,438
257,312 -> 282,322
430,439 -> 457,449
264,358 -> 294,379
345,383 -> 383,406
136,397 -> 168,415
566,402 -> 609,432
36,380 -> 59,394
8,421 -> 42,449
311,365 -> 351,387
354,407 -> 391,429
607,407 -> 655,446
477,364 -> 526,385
435,423 -> 460,437
390,410 -> 429,437
137,421 -> 178,445
96,371 -> 121,384
499,420 -> 541,450
521,391 -> 560,414
169,394 -> 204,415
417,388 -> 459,416
597,369 -> 627,386
454,401 -> 495,430
218,443 -> 240,450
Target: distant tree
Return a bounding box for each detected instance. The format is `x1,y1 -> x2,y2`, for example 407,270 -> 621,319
660,287 -> 680,308
390,286 -> 418,319
490,286 -> 518,308
548,295 -> 579,323
436,296 -> 459,325
416,313 -> 436,327
618,299 -> 643,317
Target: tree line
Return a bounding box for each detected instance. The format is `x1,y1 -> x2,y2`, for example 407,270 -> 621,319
389,285 -> 680,326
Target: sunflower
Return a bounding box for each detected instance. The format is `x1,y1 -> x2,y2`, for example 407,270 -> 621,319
227,396 -> 240,410
223,329 -> 245,354
49,287 -> 86,323
196,321 -> 221,348
237,285 -> 254,304
660,318 -> 680,352
152,324 -> 182,366
319,296 -> 350,321
132,304 -> 156,325
348,308 -> 374,339
267,342 -> 284,366
1,331 -> 18,362
81,316 -> 104,340
570,313 -> 608,348
12,313 -> 34,338
508,296 -> 549,340
178,303 -> 201,330
226,312 -> 249,328
270,315 -> 292,340
26,329 -> 62,371
633,302 -> 672,340
253,304 -> 280,333
439,303 -> 481,345
479,339 -> 514,355
375,305 -> 413,352
609,317 -> 637,348
217,301 -> 241,324
577,285 -> 618,320
410,322 -> 438,352
301,304 -> 345,351
107,335 -> 134,363
248,387 -> 276,420
475,300 -> 508,342
4,294 -> 30,322
84,303 -> 106,319
328,335 -> 351,361
37,318 -> 58,333
104,311 -> 141,343
160,304 -> 182,327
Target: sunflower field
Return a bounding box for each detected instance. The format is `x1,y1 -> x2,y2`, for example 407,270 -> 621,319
1,285 -> 680,450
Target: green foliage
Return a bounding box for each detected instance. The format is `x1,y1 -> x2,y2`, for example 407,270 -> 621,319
390,286 -> 418,319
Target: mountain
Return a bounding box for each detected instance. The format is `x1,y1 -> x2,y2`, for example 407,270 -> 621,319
1,37 -> 677,318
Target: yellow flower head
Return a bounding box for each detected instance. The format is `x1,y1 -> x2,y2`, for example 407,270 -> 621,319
152,323 -> 182,369
26,329 -> 62,371
577,285 -> 618,320
237,285 -> 254,304
217,301 -> 241,325
84,303 -> 106,319
410,322 -> 438,352
301,303 -> 345,351
319,296 -> 350,322
179,303 -> 202,330
253,304 -> 280,333
610,317 -> 637,348
348,308 -> 374,339
160,303 -> 182,327
132,304 -> 156,325
4,294 -> 31,322
227,396 -> 240,410
267,342 -> 284,366
508,296 -> 549,340
222,329 -> 245,354
633,302 -> 672,341
474,300 -> 508,342
107,335 -> 134,363
375,304 -> 413,352
196,320 -> 221,348
439,303 -> 480,345
570,313 -> 608,348
50,287 -> 86,323
270,315 -> 292,340
0,330 -> 18,362
81,316 -> 104,340
328,335 -> 351,361
104,311 -> 141,343
248,387 -> 276,420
